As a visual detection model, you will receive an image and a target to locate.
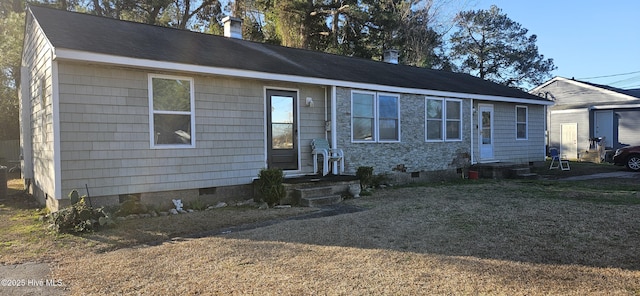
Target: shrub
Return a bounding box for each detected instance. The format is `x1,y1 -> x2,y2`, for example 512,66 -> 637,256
372,173 -> 390,188
47,190 -> 113,234
256,168 -> 286,207
115,199 -> 148,217
188,197 -> 207,211
356,166 -> 374,189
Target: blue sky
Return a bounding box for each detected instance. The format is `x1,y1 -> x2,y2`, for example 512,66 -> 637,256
474,0 -> 640,89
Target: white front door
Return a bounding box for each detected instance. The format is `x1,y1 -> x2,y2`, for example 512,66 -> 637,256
561,123 -> 578,160
594,110 -> 613,148
478,104 -> 494,161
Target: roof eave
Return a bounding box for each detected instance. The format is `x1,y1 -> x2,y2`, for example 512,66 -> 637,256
55,48 -> 553,105
533,76 -> 639,102
530,76 -> 562,93
590,104 -> 640,110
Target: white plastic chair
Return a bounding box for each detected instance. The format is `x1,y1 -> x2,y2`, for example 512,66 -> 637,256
311,138 -> 344,176
549,147 -> 570,171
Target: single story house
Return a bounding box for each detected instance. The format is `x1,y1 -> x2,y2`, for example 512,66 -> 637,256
21,5 -> 553,211
531,76 -> 640,160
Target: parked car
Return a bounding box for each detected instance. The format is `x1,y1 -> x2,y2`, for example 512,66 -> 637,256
613,145 -> 640,171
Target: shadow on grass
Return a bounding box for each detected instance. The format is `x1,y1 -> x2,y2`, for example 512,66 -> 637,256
219,178 -> 640,271
78,206 -> 321,253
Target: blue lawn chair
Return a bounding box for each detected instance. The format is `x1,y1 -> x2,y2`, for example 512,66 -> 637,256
549,147 -> 570,171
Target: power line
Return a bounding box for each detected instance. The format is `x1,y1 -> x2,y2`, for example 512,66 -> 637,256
625,83 -> 640,89
602,73 -> 640,89
578,70 -> 640,80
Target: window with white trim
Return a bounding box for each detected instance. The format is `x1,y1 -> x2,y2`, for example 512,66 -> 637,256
425,97 -> 462,141
149,74 -> 195,148
516,105 -> 528,139
351,91 -> 400,142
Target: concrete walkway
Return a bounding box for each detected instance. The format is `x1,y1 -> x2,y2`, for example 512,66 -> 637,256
0,262 -> 66,295
558,171 -> 639,181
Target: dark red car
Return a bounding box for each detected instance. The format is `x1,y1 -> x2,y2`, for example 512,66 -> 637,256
613,145 -> 640,172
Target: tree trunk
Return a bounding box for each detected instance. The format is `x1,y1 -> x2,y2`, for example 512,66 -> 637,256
92,0 -> 102,16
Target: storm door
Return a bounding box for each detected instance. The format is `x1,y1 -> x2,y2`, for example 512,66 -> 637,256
266,89 -> 299,170
478,104 -> 494,161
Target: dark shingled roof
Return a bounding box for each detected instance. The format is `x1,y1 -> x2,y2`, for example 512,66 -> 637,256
28,5 -> 548,102
578,80 -> 640,99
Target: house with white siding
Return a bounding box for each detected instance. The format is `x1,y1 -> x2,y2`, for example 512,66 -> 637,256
532,76 -> 640,161
20,6 -> 553,211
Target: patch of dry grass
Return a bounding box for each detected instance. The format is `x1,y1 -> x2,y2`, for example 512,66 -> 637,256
54,237 -> 640,295
0,179 -> 61,264
50,179 -> 640,295
0,177 -> 318,265
4,171 -> 640,295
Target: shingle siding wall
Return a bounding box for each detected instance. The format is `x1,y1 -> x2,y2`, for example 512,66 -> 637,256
22,16 -> 56,204
49,61 -> 549,201
57,62 -> 326,199
297,87 -> 329,169
336,87 -> 471,174
490,102 -> 546,163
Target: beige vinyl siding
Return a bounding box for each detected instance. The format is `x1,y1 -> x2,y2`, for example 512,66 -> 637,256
57,62 -> 326,198
22,15 -> 56,200
491,102 -> 546,162
295,87 -> 328,170
549,109 -> 590,153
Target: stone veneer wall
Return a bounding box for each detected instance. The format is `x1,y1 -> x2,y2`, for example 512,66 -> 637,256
335,87 -> 472,183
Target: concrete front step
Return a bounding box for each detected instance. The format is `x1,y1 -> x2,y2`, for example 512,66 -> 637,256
281,178 -> 359,206
471,162 -> 543,180
509,168 -> 539,179
300,195 -> 343,207
515,173 -> 539,180
510,167 -> 531,175
509,167 -> 538,180
295,186 -> 334,199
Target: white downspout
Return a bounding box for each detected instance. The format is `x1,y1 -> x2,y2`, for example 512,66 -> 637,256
19,66 -> 33,180
51,59 -> 62,200
470,98 -> 475,164
544,104 -> 549,161
331,86 -> 339,175
324,87 -> 328,138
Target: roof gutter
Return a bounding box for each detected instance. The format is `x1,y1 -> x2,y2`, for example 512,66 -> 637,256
589,104 -> 640,110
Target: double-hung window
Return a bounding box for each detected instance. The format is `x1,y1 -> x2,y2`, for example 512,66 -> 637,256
149,74 -> 195,148
352,91 -> 400,142
516,106 -> 528,140
425,97 -> 462,141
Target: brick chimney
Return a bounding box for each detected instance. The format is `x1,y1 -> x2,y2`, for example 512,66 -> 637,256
383,49 -> 399,64
222,16 -> 243,39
